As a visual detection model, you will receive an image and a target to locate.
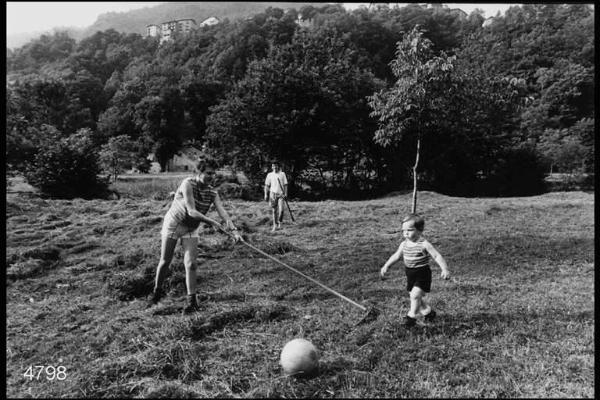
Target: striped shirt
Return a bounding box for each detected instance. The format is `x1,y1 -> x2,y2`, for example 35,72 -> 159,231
166,177 -> 217,222
401,237 -> 430,269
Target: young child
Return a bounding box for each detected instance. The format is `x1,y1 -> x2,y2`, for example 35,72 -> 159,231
380,213 -> 450,326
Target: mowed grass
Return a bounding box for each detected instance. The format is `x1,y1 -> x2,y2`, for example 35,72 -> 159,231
110,170 -> 247,200
110,174 -> 188,200
5,190 -> 594,398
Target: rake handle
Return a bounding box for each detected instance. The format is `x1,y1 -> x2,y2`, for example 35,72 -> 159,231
283,197 -> 295,222
240,239 -> 366,311
276,177 -> 295,222
219,225 -> 366,311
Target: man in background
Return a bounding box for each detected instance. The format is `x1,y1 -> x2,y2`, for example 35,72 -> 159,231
264,161 -> 288,232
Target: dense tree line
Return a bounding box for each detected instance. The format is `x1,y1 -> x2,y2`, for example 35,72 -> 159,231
6,4 -> 594,199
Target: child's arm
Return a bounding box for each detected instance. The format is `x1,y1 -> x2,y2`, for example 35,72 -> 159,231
423,240 -> 450,279
380,242 -> 404,278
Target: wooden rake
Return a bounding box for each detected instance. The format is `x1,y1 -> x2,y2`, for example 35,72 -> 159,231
276,177 -> 295,222
218,226 -> 379,325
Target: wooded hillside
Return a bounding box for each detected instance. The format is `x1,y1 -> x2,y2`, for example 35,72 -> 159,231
6,3 -> 594,199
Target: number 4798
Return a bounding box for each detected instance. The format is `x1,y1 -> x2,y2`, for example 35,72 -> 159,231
24,365 -> 67,381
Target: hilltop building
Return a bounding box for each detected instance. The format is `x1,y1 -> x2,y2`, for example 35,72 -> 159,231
145,16 -> 221,44
160,18 -> 197,44
199,16 -> 220,27
146,24 -> 160,37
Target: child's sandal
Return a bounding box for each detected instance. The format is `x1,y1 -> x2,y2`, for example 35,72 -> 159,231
423,310 -> 437,322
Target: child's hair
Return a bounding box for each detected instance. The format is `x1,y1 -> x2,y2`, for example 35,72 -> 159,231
195,156 -> 218,173
402,213 -> 425,231
271,161 -> 280,167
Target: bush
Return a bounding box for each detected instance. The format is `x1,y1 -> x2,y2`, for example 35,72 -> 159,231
136,158 -> 151,173
217,182 -> 261,201
545,173 -> 594,192
480,147 -> 547,196
424,150 -> 481,197
24,130 -> 110,199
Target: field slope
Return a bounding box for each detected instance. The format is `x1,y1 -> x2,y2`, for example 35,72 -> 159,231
6,191 -> 594,397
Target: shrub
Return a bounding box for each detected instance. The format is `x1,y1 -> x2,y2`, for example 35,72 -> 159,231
481,147 -> 547,196
98,135 -> 140,182
545,173 -> 595,192
537,118 -> 594,174
135,158 -> 151,173
23,128 -> 109,199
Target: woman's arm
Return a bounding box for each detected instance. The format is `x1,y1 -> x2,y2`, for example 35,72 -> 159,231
213,192 -> 243,241
213,192 -> 235,228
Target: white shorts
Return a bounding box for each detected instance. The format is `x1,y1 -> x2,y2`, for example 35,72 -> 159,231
161,213 -> 199,240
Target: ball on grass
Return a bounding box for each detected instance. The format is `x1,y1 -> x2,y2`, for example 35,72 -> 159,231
280,338 -> 319,377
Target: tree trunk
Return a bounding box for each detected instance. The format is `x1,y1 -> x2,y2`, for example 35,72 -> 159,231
411,136 -> 421,214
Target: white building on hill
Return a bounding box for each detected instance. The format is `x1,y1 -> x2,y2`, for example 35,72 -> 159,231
145,18 -> 197,43
145,17 -> 221,43
160,18 -> 197,44
146,24 -> 160,37
200,16 -> 220,27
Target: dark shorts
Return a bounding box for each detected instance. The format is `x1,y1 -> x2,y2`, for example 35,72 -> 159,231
405,266 -> 432,292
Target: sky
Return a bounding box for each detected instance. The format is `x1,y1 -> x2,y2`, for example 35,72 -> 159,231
6,2 -> 162,34
6,2 -> 517,35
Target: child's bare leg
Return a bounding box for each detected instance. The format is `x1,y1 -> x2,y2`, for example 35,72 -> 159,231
408,287 -> 424,318
420,295 -> 431,316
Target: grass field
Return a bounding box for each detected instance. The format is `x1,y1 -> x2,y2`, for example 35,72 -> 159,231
5,190 -> 594,398
111,174 -> 186,200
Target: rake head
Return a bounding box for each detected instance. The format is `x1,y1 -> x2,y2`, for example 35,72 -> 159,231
356,306 -> 381,326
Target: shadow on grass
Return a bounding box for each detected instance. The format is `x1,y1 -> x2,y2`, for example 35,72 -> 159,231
320,357 -> 355,373
196,291 -> 247,303
190,305 -> 292,339
150,304 -> 293,338
248,238 -> 302,255
388,310 -> 595,340
444,236 -> 594,270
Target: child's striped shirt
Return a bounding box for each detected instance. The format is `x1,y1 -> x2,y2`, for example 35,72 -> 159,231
401,237 -> 430,269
